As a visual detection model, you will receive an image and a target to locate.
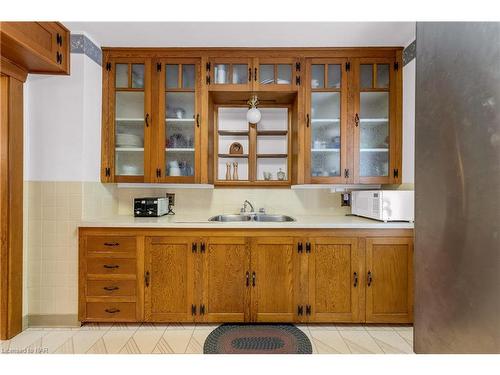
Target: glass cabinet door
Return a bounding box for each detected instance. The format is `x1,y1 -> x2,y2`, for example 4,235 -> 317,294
159,60 -> 199,181
307,60 -> 347,182
209,59 -> 252,90
356,61 -> 393,182
255,59 -> 296,90
113,61 -> 148,180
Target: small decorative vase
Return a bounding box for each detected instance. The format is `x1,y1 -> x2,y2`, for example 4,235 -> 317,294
225,162 -> 231,180
232,161 -> 239,180
277,168 -> 286,181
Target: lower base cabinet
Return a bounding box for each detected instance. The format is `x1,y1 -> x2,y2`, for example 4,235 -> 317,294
80,229 -> 414,324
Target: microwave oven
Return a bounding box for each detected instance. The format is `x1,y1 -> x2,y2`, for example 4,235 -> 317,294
351,190 -> 414,222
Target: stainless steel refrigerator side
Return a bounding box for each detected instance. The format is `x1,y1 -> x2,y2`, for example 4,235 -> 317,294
415,22 -> 500,353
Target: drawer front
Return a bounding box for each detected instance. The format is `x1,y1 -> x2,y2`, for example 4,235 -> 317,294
86,302 -> 136,321
87,280 -> 136,297
86,236 -> 136,255
87,258 -> 136,276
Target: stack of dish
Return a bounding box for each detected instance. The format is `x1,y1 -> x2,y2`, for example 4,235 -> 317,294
116,133 -> 143,148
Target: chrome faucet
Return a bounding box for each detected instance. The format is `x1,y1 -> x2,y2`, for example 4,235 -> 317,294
241,200 -> 255,214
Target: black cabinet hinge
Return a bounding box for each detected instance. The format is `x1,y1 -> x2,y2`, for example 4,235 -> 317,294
156,168 -> 161,178
206,75 -> 211,85
104,167 -> 111,177
393,168 -> 399,178
295,62 -> 301,72
200,304 -> 205,315
206,62 -> 211,71
306,305 -> 311,316
305,242 -> 311,253
394,62 -> 399,71
191,304 -> 197,316
192,242 -> 198,253
156,63 -> 161,72
295,76 -> 301,85
297,242 -> 303,253
344,169 -> 350,179
200,242 -> 206,253
297,305 -> 304,316
346,62 -> 351,71
105,62 -> 111,71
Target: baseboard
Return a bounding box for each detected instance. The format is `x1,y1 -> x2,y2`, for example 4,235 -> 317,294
28,314 -> 80,328
22,315 -> 29,330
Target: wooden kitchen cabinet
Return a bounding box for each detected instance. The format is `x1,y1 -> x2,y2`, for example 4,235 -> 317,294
101,57 -> 152,182
365,237 -> 413,323
307,237 -> 364,322
253,57 -> 300,92
0,22 -> 70,75
250,237 -> 300,322
201,237 -> 250,322
207,58 -> 253,91
144,236 -> 197,322
79,222 -> 413,324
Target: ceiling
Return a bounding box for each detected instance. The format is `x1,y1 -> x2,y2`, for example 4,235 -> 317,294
63,22 -> 415,48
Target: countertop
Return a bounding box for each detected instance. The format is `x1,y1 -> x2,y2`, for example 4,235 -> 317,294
79,214 -> 414,229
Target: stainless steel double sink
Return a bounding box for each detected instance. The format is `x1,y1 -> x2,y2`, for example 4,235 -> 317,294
208,214 -> 295,223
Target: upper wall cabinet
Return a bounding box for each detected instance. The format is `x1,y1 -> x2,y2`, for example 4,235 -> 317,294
207,58 -> 253,91
353,58 -> 401,184
0,22 -> 70,74
102,57 -> 152,182
154,58 -> 201,183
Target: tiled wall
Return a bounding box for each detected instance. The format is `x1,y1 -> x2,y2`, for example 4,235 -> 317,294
25,182 -> 346,321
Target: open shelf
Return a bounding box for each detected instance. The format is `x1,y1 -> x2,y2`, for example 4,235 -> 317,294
311,118 -> 340,123
257,130 -> 288,136
115,147 -> 144,152
360,118 -> 389,123
218,154 -> 248,158
166,118 -> 195,123
257,154 -> 288,158
311,148 -> 340,152
116,118 -> 144,123
218,130 -> 249,136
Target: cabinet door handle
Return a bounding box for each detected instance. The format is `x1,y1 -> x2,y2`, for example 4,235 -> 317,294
248,67 -> 252,82
145,271 -> 150,287
254,67 -> 257,81
105,308 -> 120,314
103,264 -> 120,269
246,271 -> 250,287
104,242 -> 119,247
192,242 -> 197,253
191,304 -> 197,316
145,113 -> 150,127
297,305 -> 303,316
297,242 -> 303,253
367,271 -> 373,287
354,113 -> 360,127
196,114 -> 200,128
306,305 -> 311,316
353,272 -> 358,287
305,242 -> 311,253
306,114 -> 310,128
252,272 -> 256,287
103,286 -> 119,291
200,242 -> 206,253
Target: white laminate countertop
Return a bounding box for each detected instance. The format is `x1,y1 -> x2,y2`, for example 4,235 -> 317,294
79,214 -> 414,229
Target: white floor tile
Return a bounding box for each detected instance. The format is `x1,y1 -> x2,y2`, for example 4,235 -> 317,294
339,330 -> 384,354
310,330 -> 351,354
367,330 -> 414,354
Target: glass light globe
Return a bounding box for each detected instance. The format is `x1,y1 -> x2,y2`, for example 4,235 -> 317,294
246,107 -> 262,124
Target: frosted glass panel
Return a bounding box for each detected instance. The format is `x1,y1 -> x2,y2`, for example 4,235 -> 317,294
327,64 -> 341,88
260,65 -> 274,84
166,150 -> 195,176
214,64 -> 230,84
166,92 -> 195,119
166,65 -> 179,89
377,64 -> 390,88
311,150 -> 341,177
360,92 -> 389,177
232,64 -> 248,84
116,92 -> 144,119
360,64 -> 373,88
131,64 -> 144,88
277,64 -> 291,84
182,65 -> 195,89
311,92 -> 340,119
116,151 -> 144,176
311,64 -> 324,88
115,64 -> 128,88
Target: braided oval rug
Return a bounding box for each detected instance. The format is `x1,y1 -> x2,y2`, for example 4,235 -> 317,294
203,324 -> 312,354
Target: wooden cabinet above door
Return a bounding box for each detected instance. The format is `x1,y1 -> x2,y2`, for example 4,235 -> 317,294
207,58 -> 253,91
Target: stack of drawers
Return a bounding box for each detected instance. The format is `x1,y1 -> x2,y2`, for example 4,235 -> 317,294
80,235 -> 139,322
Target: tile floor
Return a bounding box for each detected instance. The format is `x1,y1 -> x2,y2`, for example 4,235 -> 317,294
0,324 -> 413,354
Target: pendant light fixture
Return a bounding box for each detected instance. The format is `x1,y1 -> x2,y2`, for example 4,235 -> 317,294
246,94 -> 262,124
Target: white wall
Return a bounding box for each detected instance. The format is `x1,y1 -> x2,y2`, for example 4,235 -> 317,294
25,53 -> 102,182
402,59 -> 416,184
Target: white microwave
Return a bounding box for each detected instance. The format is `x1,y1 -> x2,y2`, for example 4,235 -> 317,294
351,190 -> 414,222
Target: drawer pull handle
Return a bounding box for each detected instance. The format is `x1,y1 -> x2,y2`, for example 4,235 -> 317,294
105,308 -> 120,314
252,272 -> 256,287
103,264 -> 120,269
353,272 -> 358,287
104,242 -> 119,247
246,271 -> 250,287
367,271 -> 373,286
103,286 -> 120,291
